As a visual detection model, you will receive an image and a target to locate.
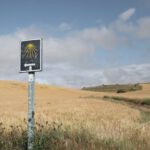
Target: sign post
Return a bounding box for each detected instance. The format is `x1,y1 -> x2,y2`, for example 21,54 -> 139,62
20,39 -> 42,150
28,71 -> 35,150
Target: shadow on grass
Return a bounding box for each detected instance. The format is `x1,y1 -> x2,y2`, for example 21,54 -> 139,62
103,96 -> 150,106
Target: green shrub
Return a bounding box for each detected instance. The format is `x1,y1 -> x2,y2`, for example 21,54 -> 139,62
141,99 -> 150,105
82,84 -> 142,93
116,89 -> 126,93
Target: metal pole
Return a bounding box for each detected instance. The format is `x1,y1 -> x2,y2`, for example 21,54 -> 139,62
28,72 -> 35,150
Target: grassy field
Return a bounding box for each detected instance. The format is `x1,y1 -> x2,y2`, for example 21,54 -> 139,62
0,81 -> 150,149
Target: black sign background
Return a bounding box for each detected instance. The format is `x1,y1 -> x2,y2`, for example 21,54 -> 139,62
20,40 -> 42,72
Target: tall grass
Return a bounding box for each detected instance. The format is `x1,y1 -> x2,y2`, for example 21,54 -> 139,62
0,121 -> 150,150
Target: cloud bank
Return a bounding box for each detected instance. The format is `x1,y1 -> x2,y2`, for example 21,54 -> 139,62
0,8 -> 150,87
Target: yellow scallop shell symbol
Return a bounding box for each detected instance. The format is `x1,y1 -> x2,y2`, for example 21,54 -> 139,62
24,43 -> 37,58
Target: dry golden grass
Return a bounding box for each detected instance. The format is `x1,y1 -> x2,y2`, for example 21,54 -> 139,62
0,80 -> 150,147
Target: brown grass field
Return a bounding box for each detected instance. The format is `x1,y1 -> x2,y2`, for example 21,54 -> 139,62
0,80 -> 150,149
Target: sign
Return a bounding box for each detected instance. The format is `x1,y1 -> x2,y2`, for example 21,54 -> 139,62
19,39 -> 43,150
20,39 -> 42,72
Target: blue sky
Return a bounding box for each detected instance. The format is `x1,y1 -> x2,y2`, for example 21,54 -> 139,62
0,0 -> 149,33
0,0 -> 150,87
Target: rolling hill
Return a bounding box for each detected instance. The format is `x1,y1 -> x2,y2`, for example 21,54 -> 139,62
0,80 -> 150,149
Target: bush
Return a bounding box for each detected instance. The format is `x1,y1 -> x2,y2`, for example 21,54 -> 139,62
141,99 -> 150,105
82,84 -> 142,93
116,89 -> 126,93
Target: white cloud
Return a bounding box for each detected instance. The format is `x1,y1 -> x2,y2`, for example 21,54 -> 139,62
103,13 -> 150,41
0,8 -> 150,87
102,64 -> 150,85
44,36 -> 94,63
79,27 -> 125,49
36,63 -> 150,87
119,8 -> 136,21
43,25 -> 126,64
58,22 -> 72,31
111,19 -> 135,34
112,9 -> 150,40
15,25 -> 46,39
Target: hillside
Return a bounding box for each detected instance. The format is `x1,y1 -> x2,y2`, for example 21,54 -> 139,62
0,81 -> 150,149
0,80 -> 141,125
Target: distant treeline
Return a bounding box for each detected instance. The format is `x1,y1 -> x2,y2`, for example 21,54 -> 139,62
82,83 -> 142,93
